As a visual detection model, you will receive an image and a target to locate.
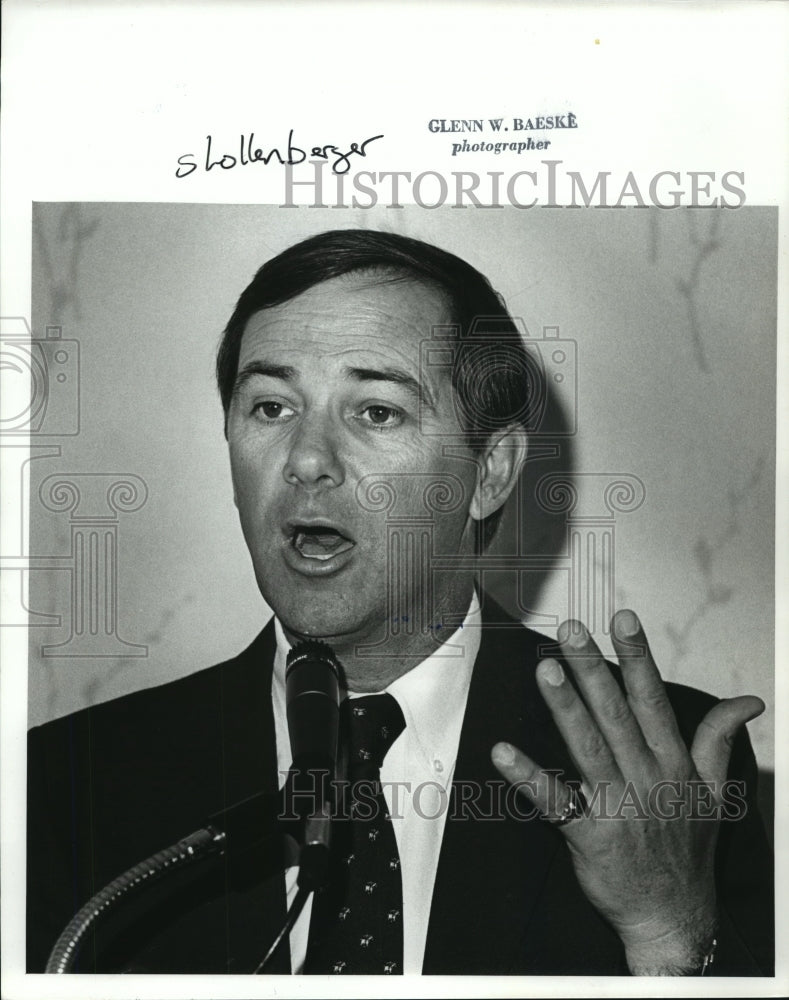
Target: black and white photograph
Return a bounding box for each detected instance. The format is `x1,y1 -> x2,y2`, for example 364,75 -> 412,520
1,3 -> 786,998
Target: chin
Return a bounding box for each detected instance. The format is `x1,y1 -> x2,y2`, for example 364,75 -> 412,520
267,598 -> 379,647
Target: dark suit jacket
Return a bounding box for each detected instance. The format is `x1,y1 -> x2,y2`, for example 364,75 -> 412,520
27,600 -> 774,975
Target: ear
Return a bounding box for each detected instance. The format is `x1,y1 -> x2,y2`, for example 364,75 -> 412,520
229,452 -> 239,510
469,424 -> 528,523
224,418 -> 238,510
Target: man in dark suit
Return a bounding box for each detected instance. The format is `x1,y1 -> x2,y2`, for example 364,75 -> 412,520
27,230 -> 773,976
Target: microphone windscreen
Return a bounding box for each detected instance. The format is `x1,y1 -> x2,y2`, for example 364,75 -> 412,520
285,639 -> 341,776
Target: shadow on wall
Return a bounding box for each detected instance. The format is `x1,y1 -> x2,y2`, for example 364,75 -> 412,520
480,332 -> 576,628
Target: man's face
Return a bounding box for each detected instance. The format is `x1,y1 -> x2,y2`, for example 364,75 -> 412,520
226,273 -> 482,650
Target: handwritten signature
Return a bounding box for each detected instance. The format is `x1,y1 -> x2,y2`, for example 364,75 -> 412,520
175,130 -> 384,178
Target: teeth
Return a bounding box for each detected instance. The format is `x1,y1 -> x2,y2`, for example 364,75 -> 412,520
292,527 -> 354,561
300,548 -> 335,562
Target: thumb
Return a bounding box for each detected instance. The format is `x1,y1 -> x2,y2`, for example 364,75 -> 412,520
690,695 -> 764,787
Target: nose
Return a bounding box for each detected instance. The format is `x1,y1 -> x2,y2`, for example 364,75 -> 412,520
283,413 -> 345,490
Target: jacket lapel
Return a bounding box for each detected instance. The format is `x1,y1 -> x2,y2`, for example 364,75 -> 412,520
422,603 -> 577,974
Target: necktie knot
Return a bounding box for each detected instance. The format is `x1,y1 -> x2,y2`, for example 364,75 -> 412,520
346,694 -> 405,776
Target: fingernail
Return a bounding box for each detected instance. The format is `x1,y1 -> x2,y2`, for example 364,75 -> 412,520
541,659 -> 565,687
492,742 -> 516,766
617,610 -> 639,637
559,620 -> 587,648
744,697 -> 766,721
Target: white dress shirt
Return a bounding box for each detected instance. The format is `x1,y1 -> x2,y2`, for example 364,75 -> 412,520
271,593 -> 481,974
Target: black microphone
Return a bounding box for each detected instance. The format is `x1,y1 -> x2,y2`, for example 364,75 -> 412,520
285,638 -> 341,890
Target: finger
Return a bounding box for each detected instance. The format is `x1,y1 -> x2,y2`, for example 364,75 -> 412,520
557,620 -> 651,773
491,741 -> 586,838
535,657 -> 622,788
690,695 -> 765,788
609,609 -> 688,769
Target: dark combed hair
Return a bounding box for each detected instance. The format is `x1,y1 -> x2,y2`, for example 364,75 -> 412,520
217,229 -> 539,547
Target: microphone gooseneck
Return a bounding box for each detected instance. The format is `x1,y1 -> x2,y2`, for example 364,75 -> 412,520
45,827 -> 225,973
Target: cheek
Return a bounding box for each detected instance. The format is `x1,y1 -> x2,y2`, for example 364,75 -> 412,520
419,446 -> 480,512
229,447 -> 277,518
369,450 -> 478,529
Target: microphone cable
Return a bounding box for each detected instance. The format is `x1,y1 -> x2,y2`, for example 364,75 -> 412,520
252,885 -> 311,974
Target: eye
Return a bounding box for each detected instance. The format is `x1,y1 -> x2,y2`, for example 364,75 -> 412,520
359,405 -> 403,428
252,400 -> 295,421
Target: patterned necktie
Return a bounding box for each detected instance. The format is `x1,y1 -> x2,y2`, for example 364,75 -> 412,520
304,693 -> 406,975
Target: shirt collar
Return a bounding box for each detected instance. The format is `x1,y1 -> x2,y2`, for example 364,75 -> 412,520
384,593 -> 480,769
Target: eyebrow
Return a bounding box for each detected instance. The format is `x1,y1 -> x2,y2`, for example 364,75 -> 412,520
346,366 -> 436,411
232,360 -> 436,412
232,362 -> 298,397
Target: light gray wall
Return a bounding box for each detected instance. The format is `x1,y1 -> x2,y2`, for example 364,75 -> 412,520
27,204 -> 776,771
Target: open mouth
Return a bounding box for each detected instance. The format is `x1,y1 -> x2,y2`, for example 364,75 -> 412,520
290,524 -> 355,562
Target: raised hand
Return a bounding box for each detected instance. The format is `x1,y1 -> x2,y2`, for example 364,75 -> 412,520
491,609 -> 764,975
